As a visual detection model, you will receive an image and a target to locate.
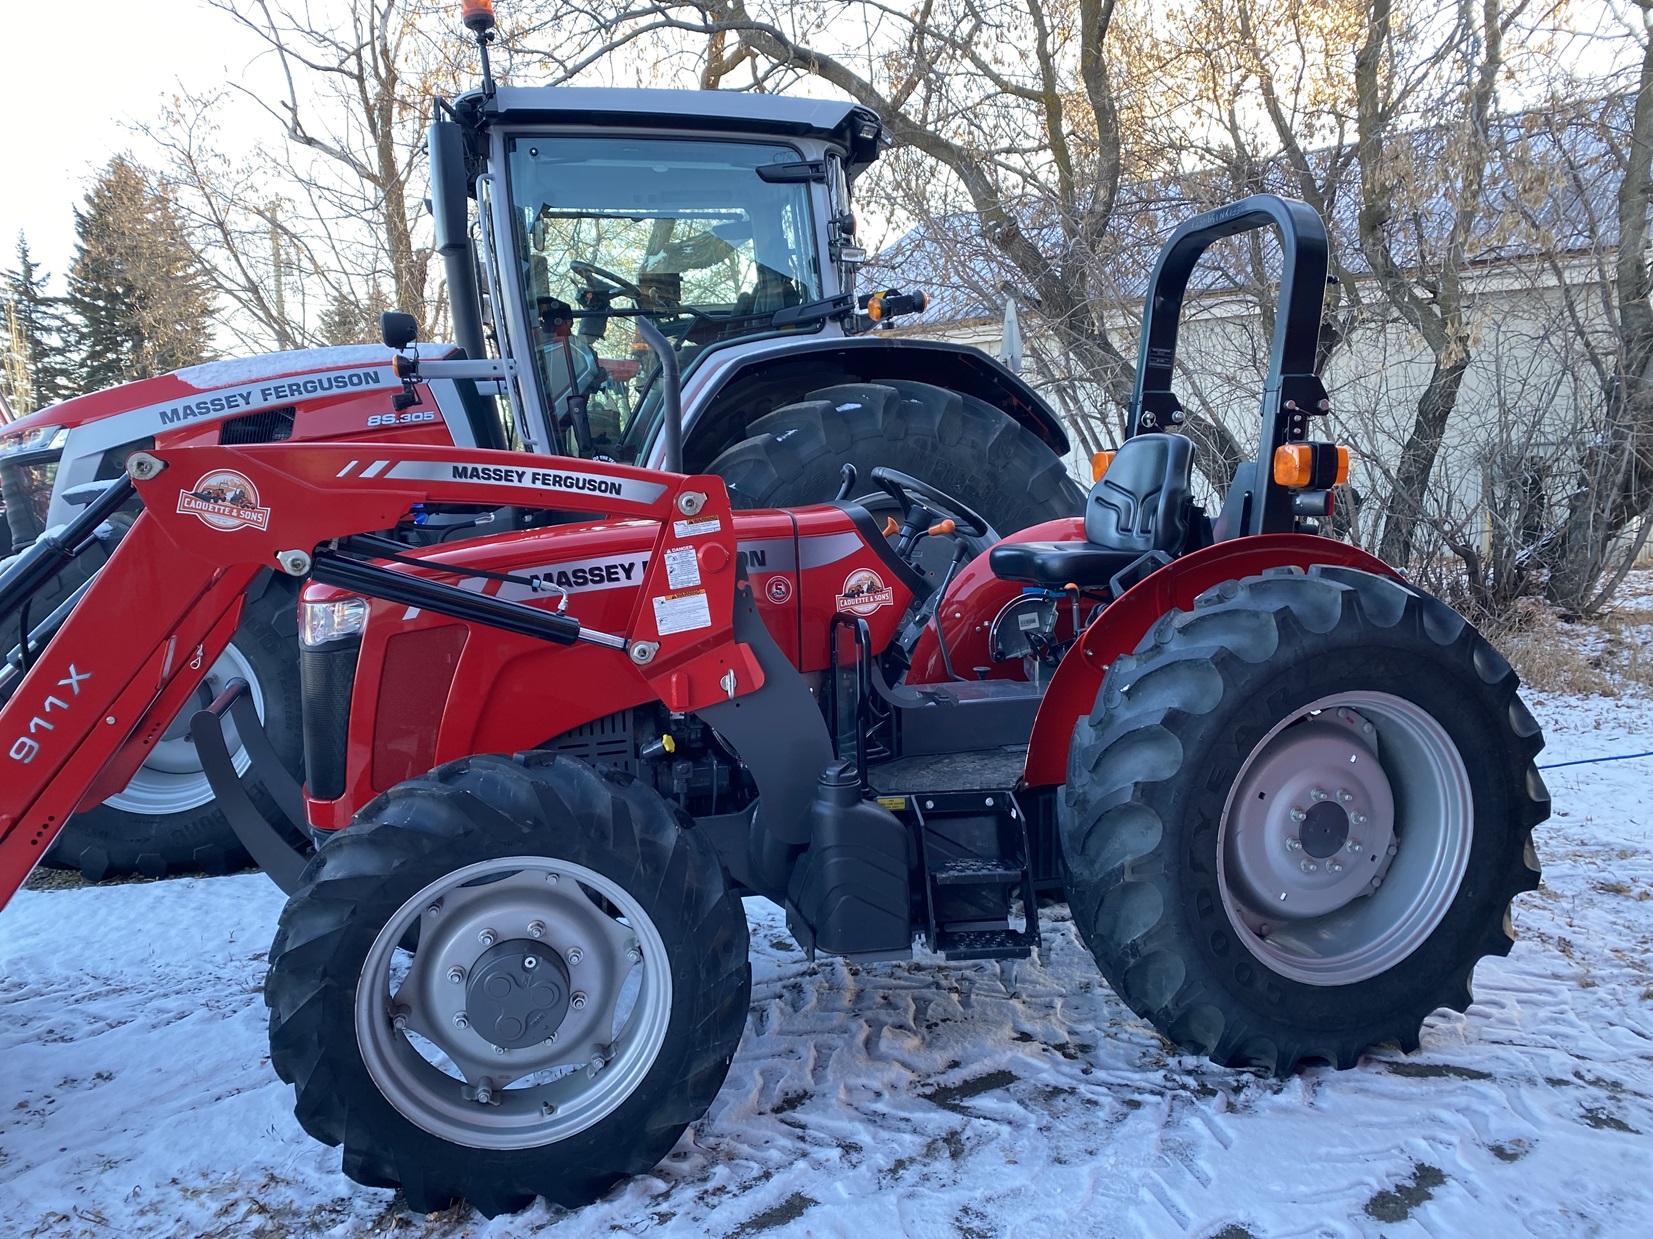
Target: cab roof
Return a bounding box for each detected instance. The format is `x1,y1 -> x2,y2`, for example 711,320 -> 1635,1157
456,86 -> 885,174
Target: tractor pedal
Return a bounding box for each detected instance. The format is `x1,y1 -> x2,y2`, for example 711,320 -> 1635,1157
935,926 -> 1035,961
930,857 -> 1024,885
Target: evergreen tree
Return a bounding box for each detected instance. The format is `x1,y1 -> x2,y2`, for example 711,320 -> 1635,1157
318,284 -> 393,347
0,235 -> 76,414
66,157 -> 217,390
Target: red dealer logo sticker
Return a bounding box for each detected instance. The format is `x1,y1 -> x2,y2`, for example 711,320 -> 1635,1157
177,470 -> 271,532
765,575 -> 793,604
836,568 -> 893,616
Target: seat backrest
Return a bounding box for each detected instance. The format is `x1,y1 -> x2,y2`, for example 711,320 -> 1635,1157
1084,432 -> 1194,554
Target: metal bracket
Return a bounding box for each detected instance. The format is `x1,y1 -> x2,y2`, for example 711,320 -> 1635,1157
192,678 -> 311,894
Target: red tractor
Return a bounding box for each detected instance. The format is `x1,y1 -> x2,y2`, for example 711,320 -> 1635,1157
0,197 -> 1547,1216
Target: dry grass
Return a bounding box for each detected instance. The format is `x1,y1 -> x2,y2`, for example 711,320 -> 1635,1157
1487,568 -> 1653,696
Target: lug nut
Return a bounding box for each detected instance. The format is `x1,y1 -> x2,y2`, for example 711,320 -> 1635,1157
1300,860 -> 1318,873
1327,859 -> 1343,874
1310,787 -> 1328,802
567,947 -> 583,966
546,871 -> 560,885
478,928 -> 497,947
1346,840 -> 1363,854
475,1086 -> 493,1105
570,992 -> 588,1010
494,1045 -> 507,1056
1351,812 -> 1368,826
453,1012 -> 470,1029
426,901 -> 442,917
625,947 -> 643,965
523,955 -> 538,971
448,966 -> 466,984
1336,789 -> 1354,803
588,1055 -> 606,1075
391,1011 -> 409,1032
1285,836 -> 1303,852
528,920 -> 546,939
544,1033 -> 558,1045
1289,807 -> 1307,823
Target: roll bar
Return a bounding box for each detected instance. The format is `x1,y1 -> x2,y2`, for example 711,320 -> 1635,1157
1124,194 -> 1332,536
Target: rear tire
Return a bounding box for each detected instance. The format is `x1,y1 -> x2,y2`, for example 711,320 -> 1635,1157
1059,565 -> 1547,1075
707,379 -> 1083,534
266,753 -> 750,1216
39,573 -> 306,881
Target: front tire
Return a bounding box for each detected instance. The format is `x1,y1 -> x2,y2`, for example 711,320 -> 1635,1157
1059,565 -> 1547,1074
265,753 -> 750,1216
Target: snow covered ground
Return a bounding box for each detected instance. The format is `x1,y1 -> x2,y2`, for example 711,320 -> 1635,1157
2,691 -> 1651,1239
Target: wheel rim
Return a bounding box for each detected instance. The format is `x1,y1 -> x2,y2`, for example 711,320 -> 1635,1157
103,643 -> 264,816
354,855 -> 673,1150
1217,692 -> 1473,986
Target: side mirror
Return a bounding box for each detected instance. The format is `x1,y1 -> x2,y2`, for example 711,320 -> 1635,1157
381,311 -> 418,351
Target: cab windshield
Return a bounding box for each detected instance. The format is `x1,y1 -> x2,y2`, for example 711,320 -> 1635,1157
506,136 -> 823,457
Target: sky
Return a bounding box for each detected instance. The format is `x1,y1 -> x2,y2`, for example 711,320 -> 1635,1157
0,0 -> 266,285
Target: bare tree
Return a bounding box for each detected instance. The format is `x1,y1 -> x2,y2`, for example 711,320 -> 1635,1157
1536,3 -> 1653,611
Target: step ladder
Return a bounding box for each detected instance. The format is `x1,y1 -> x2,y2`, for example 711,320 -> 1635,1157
903,788 -> 1041,961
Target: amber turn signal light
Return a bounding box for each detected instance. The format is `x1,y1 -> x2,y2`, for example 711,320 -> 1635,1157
1272,443 -> 1350,489
1090,450 -> 1115,483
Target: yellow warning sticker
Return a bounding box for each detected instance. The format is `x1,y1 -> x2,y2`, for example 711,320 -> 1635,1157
876,795 -> 908,811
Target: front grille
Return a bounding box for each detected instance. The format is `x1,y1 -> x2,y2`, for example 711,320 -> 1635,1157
1,452 -> 60,552
301,637 -> 361,800
220,405 -> 296,445
371,626 -> 466,790
540,709 -> 638,775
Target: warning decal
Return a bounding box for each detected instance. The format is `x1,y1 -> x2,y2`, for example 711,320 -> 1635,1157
652,589 -> 712,635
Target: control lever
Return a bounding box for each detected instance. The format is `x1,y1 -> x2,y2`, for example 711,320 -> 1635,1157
835,463 -> 857,501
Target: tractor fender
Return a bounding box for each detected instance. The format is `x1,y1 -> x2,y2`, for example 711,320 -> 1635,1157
679,336 -> 1072,466
1021,536 -> 1402,788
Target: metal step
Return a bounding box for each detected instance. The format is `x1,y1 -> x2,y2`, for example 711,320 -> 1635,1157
934,926 -> 1036,961
930,857 -> 1024,885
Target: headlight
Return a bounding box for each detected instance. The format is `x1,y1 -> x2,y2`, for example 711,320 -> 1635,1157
0,424 -> 69,460
300,597 -> 368,647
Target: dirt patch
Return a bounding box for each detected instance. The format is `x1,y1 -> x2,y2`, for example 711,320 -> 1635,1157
1363,1163 -> 1446,1224
728,1191 -> 817,1237
1384,1062 -> 1494,1082
1580,1106 -> 1638,1133
1490,1139 -> 1530,1162
1209,1227 -> 1260,1239
919,1068 -> 1018,1114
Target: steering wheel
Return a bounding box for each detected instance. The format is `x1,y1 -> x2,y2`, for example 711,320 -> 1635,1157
570,260 -> 649,305
870,466 -> 993,541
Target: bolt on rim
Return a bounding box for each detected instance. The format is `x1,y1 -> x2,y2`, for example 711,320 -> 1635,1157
353,855 -> 672,1150
1217,692 -> 1473,986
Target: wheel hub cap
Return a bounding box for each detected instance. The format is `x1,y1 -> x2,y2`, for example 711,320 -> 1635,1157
1226,713 -> 1396,919
1300,801 -> 1350,858
465,941 -> 571,1050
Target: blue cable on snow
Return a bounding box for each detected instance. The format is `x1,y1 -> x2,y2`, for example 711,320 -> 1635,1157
1537,750 -> 1653,771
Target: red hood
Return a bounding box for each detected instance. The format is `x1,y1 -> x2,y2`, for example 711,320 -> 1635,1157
4,344 -> 455,435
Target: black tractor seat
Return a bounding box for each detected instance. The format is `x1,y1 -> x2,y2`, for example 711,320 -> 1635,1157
990,432 -> 1194,592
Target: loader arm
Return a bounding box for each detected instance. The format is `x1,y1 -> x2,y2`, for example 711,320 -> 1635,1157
0,442 -> 750,907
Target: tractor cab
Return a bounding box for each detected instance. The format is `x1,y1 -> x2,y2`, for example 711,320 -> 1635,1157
431,84 -> 884,462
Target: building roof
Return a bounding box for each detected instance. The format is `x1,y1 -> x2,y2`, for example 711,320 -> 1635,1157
870,99 -> 1632,327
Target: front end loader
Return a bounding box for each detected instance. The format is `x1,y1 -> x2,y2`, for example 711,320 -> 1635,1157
0,197 -> 1548,1217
